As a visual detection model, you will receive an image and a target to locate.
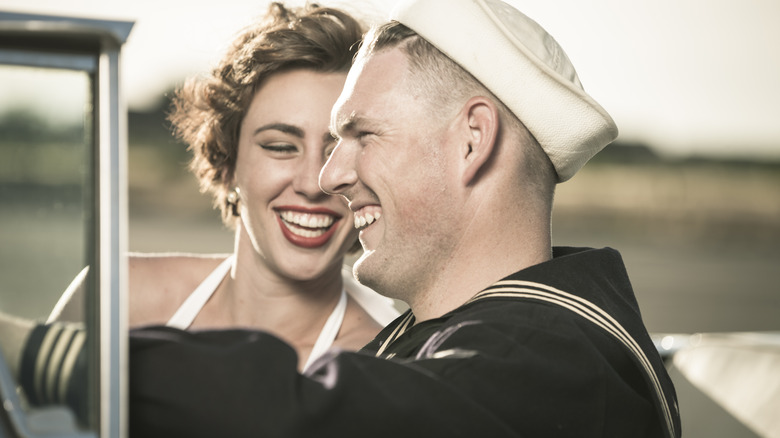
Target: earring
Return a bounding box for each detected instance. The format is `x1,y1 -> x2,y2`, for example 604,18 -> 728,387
226,187 -> 241,217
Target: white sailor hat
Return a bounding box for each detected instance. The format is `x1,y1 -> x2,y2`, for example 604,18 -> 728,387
390,0 -> 618,182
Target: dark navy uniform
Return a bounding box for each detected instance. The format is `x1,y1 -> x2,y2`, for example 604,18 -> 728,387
22,247 -> 680,437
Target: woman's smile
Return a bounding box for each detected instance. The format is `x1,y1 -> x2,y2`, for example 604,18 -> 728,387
276,207 -> 342,248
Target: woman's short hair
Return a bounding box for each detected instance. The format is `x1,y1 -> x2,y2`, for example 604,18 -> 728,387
169,2 -> 364,226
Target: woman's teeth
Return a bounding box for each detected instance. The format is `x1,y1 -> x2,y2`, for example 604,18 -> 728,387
279,210 -> 335,237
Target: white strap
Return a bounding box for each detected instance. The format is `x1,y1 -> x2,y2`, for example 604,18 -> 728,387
302,288 -> 348,372
167,256 -> 350,372
166,255 -> 234,329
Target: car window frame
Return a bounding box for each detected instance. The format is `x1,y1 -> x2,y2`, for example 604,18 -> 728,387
0,11 -> 133,438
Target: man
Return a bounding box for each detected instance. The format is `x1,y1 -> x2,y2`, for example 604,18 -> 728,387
5,0 -> 680,436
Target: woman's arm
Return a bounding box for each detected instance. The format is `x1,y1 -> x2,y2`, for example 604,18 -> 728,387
47,253 -> 225,326
0,310 -> 35,379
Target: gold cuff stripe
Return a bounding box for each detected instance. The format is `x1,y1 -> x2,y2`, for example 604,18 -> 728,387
58,330 -> 86,401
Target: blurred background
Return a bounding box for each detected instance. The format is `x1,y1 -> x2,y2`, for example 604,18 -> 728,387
1,0 -> 779,436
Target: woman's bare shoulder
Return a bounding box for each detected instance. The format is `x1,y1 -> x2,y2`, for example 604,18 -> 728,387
128,252 -> 230,326
129,252 -> 228,275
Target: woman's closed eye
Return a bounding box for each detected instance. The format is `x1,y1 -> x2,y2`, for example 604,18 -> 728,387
259,143 -> 298,154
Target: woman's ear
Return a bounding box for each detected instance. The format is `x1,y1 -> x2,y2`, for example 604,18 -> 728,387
459,96 -> 499,185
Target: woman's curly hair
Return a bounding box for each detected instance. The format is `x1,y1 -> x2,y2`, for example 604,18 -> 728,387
168,2 -> 364,227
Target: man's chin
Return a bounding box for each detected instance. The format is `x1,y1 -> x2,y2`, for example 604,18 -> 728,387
353,250 -> 380,290
353,250 -> 412,303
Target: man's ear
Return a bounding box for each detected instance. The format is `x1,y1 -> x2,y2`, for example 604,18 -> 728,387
458,96 -> 499,185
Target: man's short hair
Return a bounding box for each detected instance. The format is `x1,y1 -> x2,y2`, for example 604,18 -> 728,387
359,21 -> 515,126
358,21 -> 556,195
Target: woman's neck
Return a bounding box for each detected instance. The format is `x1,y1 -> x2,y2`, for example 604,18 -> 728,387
190,226 -> 345,344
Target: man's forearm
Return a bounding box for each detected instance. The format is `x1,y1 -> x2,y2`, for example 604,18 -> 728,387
18,322 -> 89,424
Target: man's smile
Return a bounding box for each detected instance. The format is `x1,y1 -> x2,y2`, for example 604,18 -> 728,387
353,206 -> 382,230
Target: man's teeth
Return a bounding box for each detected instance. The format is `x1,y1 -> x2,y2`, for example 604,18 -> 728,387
354,212 -> 380,229
279,211 -> 335,229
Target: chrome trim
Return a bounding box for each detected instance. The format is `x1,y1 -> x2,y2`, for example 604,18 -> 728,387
0,48 -> 96,71
96,38 -> 128,438
0,12 -> 133,44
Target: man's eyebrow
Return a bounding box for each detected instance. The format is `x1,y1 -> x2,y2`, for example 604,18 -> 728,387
331,113 -> 375,138
253,123 -> 305,138
331,113 -> 356,137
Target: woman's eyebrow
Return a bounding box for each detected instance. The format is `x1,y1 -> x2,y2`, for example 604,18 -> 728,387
253,123 -> 305,138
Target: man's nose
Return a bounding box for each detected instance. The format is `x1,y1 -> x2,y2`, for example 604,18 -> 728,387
319,141 -> 358,196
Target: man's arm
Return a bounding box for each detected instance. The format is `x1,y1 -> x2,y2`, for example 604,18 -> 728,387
16,322 -> 89,423
19,311 -> 668,438
13,323 -> 512,437
125,319 -> 663,437
125,326 -> 518,438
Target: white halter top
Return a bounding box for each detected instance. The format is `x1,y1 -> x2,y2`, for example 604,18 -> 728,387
166,255 -> 399,372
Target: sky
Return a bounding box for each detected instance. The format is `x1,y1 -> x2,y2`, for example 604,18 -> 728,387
2,0 -> 780,160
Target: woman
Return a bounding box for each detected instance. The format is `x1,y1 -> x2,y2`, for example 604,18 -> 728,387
52,2 -> 398,372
